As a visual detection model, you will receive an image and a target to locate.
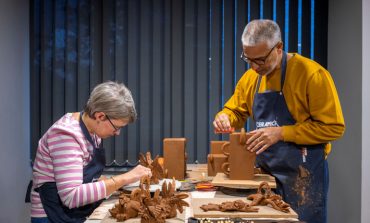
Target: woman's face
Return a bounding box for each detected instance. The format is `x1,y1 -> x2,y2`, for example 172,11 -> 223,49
93,112 -> 129,138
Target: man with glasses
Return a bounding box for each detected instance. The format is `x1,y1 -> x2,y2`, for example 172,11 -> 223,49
213,19 -> 345,223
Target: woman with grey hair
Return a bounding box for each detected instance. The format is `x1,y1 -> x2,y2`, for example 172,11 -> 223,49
30,81 -> 151,223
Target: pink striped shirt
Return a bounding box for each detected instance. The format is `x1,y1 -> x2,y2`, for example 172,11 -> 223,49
31,113 -> 107,217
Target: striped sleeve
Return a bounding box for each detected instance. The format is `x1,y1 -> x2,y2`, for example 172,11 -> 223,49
48,131 -> 107,208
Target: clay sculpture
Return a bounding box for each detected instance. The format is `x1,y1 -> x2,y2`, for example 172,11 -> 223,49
109,176 -> 189,223
247,181 -> 291,213
139,152 -> 166,184
200,200 -> 259,212
221,128 -> 256,180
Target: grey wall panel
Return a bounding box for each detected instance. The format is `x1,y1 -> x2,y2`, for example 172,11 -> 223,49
209,0 -> 222,142
77,0 -> 91,109
195,0 -> 210,160
151,0 -> 164,157
328,0 -> 362,222
114,0 -> 127,163
65,0 -> 78,112
362,0 -> 370,222
0,0 -> 30,222
184,0 -> 196,162
127,0 -> 140,163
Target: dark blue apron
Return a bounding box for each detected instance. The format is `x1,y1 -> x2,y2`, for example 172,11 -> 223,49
253,52 -> 328,223
35,112 -> 106,223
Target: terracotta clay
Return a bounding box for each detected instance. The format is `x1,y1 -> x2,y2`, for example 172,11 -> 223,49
139,152 -> 166,184
200,200 -> 258,213
207,154 -> 228,176
210,141 -> 228,154
163,138 -> 187,180
221,129 -> 256,180
109,176 -> 189,223
247,181 -> 291,213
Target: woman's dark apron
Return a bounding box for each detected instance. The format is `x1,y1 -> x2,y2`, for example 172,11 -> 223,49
252,52 -> 328,223
34,112 -> 106,223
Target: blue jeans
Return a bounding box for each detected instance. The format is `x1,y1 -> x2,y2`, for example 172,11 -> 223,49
31,217 -> 49,223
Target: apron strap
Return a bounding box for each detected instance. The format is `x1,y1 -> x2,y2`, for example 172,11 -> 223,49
280,52 -> 287,91
79,112 -> 98,148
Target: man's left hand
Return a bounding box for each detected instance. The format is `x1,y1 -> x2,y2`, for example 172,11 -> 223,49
246,127 -> 283,154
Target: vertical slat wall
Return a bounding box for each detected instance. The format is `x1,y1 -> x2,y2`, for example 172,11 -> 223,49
30,0 -> 328,164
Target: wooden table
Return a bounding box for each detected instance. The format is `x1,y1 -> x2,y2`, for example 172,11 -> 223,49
85,164 -> 299,222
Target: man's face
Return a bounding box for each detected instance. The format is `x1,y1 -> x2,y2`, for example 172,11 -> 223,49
242,42 -> 282,76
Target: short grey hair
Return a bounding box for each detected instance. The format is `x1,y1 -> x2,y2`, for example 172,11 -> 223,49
241,19 -> 281,48
84,81 -> 137,123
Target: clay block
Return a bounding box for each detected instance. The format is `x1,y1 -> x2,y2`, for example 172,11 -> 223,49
207,154 -> 228,176
163,138 -> 187,180
222,132 -> 256,180
210,141 -> 228,154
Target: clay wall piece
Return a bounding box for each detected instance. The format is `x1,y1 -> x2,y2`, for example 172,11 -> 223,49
207,154 -> 228,176
221,130 -> 256,180
210,141 -> 228,154
163,138 -> 187,180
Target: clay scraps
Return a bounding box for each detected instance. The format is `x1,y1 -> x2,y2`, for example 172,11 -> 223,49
247,181 -> 291,213
199,182 -> 291,214
139,152 -> 167,184
109,176 -> 189,223
200,200 -> 259,212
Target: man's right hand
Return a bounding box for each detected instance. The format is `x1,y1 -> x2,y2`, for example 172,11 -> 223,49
213,113 -> 234,133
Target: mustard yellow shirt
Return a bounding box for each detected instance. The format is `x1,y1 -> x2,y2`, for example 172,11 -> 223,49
218,53 -> 345,156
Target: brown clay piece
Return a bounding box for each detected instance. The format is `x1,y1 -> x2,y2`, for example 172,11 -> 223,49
139,152 -> 166,184
247,181 -> 291,213
109,175 -> 189,223
200,200 -> 258,213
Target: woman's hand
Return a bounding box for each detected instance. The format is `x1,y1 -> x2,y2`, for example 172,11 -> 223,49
103,165 -> 152,196
127,165 -> 152,182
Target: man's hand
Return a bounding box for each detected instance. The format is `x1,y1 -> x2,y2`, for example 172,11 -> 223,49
246,127 -> 283,154
213,113 -> 234,133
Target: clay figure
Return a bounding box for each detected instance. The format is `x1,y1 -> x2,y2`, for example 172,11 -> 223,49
247,181 -> 291,213
109,176 -> 189,223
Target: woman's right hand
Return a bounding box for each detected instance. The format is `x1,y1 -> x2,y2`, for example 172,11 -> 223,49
127,165 -> 152,182
104,165 -> 152,195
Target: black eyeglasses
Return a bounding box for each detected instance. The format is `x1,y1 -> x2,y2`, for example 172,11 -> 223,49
240,43 -> 279,65
105,114 -> 122,132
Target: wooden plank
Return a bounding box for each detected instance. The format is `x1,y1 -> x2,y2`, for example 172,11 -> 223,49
212,173 -> 276,189
192,197 -> 298,219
